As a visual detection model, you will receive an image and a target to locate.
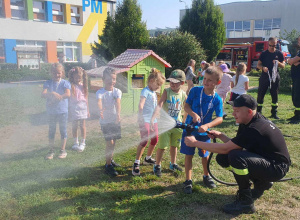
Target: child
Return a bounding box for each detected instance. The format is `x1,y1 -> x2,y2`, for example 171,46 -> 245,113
69,67 -> 89,152
230,63 -> 249,101
216,64 -> 233,119
180,66 -> 223,194
42,63 -> 71,159
184,59 -> 196,95
132,68 -> 166,176
150,69 -> 187,177
96,67 -> 122,177
198,63 -> 210,86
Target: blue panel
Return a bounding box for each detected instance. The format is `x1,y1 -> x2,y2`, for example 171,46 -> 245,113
4,39 -> 17,64
45,1 -> 53,22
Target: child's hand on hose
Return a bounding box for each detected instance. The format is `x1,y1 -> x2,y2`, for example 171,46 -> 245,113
198,124 -> 209,133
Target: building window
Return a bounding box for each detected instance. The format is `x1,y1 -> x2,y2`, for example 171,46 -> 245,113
0,39 -> 4,63
70,6 -> 81,25
272,18 -> 281,29
33,1 -> 45,21
52,3 -> 64,23
0,0 -> 3,17
16,40 -> 47,62
107,1 -> 115,17
263,19 -> 272,30
11,0 -> 26,19
57,42 -> 81,62
255,20 -> 263,30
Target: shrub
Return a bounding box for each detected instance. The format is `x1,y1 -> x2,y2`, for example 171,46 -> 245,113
0,63 -> 52,83
147,30 -> 206,78
248,69 -> 261,77
279,65 -> 292,91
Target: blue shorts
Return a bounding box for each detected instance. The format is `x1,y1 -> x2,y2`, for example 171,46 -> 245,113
180,130 -> 210,157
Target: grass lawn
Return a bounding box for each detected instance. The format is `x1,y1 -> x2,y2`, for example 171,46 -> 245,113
0,78 -> 299,219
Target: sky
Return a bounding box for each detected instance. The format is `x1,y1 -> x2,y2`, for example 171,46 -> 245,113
136,0 -> 271,30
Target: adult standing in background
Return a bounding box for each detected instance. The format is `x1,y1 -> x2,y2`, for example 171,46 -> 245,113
256,37 -> 285,119
287,35 -> 300,124
185,59 -> 196,95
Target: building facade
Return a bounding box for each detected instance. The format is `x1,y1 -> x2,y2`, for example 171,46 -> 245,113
0,0 -> 116,65
180,0 -> 300,42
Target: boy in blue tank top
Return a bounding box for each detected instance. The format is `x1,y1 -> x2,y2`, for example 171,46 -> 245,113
181,66 -> 224,194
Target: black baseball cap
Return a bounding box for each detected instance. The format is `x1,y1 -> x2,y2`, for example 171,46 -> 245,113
226,94 -> 257,110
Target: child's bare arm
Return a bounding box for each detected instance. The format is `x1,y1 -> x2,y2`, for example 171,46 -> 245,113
230,81 -> 234,88
116,98 -> 121,123
199,117 -> 223,133
61,88 -> 71,99
41,88 -> 49,99
184,102 -> 200,123
150,90 -> 167,124
245,81 -> 249,91
138,97 -> 146,125
97,98 -> 103,119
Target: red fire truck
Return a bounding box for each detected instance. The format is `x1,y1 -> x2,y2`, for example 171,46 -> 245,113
216,40 -> 290,72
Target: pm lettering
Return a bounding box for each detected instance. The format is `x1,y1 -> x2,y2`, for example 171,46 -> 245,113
83,0 -> 103,14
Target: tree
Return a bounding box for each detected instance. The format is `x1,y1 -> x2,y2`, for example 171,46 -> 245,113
147,30 -> 206,77
91,14 -> 114,61
109,0 -> 149,57
180,0 -> 226,62
280,29 -> 300,57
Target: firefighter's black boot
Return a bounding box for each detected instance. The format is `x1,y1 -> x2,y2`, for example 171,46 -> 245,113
251,181 -> 273,200
270,105 -> 279,119
288,110 -> 300,124
223,189 -> 255,215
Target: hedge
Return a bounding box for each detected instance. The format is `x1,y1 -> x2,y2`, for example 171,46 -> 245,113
0,62 -> 93,83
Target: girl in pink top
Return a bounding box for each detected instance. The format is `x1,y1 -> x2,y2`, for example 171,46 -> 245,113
69,67 -> 89,152
216,64 -> 232,118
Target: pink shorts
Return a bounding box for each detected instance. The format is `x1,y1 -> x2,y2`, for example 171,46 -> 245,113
139,122 -> 159,147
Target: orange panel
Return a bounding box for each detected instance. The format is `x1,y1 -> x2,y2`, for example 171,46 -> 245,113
46,41 -> 58,63
3,0 -> 11,18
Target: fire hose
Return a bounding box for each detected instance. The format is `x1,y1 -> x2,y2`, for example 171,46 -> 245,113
175,121 -> 300,186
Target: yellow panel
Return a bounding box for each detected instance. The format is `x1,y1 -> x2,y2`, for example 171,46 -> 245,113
76,1 -> 107,56
65,4 -> 71,24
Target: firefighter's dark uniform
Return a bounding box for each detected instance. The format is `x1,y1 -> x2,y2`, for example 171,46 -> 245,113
216,113 -> 290,191
290,50 -> 300,123
257,50 -> 284,117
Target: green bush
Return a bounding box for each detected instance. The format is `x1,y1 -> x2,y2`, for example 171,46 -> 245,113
0,63 -> 18,70
0,63 -> 52,83
279,65 -> 292,91
248,69 -> 262,77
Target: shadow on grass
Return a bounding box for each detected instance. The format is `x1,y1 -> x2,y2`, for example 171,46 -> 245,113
23,175 -> 238,219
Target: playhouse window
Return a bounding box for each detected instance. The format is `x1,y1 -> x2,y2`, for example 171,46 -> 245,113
132,74 -> 144,89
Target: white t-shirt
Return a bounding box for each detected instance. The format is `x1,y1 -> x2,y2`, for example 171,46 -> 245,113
140,86 -> 157,123
96,87 -> 122,124
231,74 -> 249,94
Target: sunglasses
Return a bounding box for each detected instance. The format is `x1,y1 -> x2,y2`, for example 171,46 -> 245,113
269,44 -> 276,47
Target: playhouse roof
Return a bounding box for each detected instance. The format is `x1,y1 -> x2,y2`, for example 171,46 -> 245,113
87,49 -> 172,77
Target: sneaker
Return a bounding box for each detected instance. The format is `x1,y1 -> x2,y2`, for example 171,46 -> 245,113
183,180 -> 193,194
45,149 -> 55,160
111,160 -> 121,167
169,163 -> 183,172
105,164 -> 118,177
251,181 -> 273,200
77,143 -> 86,152
132,163 -> 140,176
71,143 -> 79,151
153,165 -> 162,177
203,175 -> 216,188
58,150 -> 67,159
144,157 -> 156,165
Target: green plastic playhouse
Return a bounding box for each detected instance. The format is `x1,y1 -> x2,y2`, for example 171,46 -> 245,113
88,49 -> 172,114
